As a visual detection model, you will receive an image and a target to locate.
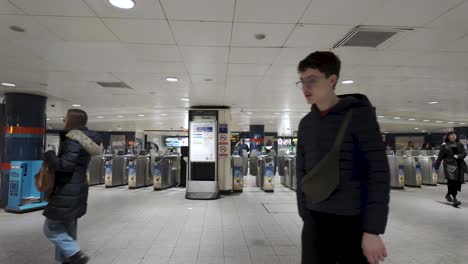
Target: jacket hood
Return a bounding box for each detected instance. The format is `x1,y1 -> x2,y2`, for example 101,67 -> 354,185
65,129 -> 103,156
312,93 -> 373,114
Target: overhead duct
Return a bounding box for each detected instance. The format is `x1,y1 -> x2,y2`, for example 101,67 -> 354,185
332,26 -> 414,49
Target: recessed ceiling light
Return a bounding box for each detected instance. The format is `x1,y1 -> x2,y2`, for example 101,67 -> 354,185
181,98 -> 190,102
46,118 -> 50,121
246,112 -> 253,115
460,123 -> 466,125
72,104 -> 81,107
117,127 -> 122,131
108,130 -> 113,132
159,122 -> 164,125
393,117 -> 400,120
448,121 -> 455,124
109,0 -> 135,9
274,113 -> 280,115
421,131 -> 427,133
137,114 -> 145,117
384,132 -> 389,134
423,120 -> 430,122
117,115 -> 124,118
435,120 -> 443,123
254,33 -> 266,40
60,117 -> 64,120
161,113 -> 167,116
341,80 -> 354,84
414,128 -> 419,130
408,118 -> 415,121
1,82 -> 15,87
302,112 -> 308,115
428,101 -> 439,104
269,121 -> 274,123
9,25 -> 25,32
97,116 -> 103,119
378,116 -> 384,118
165,77 -> 179,82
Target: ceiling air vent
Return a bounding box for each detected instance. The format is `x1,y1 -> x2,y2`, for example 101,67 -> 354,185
96,81 -> 133,89
332,26 -> 413,49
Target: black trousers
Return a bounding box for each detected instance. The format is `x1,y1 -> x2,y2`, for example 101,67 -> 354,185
302,210 -> 368,264
447,179 -> 462,197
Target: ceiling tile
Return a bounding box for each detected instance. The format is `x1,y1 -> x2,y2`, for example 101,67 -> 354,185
229,48 -> 281,64
180,46 -> 229,64
235,0 -> 310,23
301,0 -> 382,25
0,15 -> 59,40
365,0 -> 464,27
228,64 -> 270,76
285,24 -> 351,48
186,64 -> 227,75
426,1 -> 468,33
273,48 -> 322,65
125,44 -> 182,62
161,0 -> 235,22
231,23 -> 294,47
388,29 -> 464,52
0,0 -> 23,14
85,0 -> 165,19
10,0 -> 94,16
103,19 -> 175,44
35,16 -> 118,42
170,21 -> 231,46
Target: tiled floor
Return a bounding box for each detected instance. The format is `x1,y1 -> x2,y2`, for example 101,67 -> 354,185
0,176 -> 467,264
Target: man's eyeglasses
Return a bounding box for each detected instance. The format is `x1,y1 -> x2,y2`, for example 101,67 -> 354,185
296,76 -> 326,90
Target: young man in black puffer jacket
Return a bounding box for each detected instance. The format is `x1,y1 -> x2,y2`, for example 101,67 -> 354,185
295,52 -> 390,264
43,109 -> 102,264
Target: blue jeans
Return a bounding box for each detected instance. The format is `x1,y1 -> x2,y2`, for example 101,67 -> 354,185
43,218 -> 80,262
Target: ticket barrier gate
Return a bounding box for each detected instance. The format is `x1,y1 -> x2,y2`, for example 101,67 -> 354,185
87,155 -> 105,186
250,151 -> 258,176
154,155 -> 180,190
257,156 -> 275,192
5,160 -> 48,213
398,156 -> 422,187
283,156 -> 296,190
129,150 -> 152,189
105,153 -> 134,188
419,155 -> 438,186
232,155 -> 244,192
278,155 -> 285,177
388,155 -> 404,189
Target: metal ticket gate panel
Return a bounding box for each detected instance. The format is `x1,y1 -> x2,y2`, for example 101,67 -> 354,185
256,157 -> 264,188
437,160 -> 447,184
250,154 -> 258,176
126,155 -> 136,187
388,155 -> 404,188
278,155 -> 285,177
156,156 -> 180,190
232,156 -> 244,192
289,156 -> 296,191
129,155 -> 151,189
419,156 -> 438,186
283,158 -> 291,188
242,150 -> 249,176
87,155 -> 105,186
402,156 -> 422,187
107,156 -> 128,187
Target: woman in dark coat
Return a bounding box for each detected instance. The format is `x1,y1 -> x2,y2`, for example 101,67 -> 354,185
42,109 -> 102,264
435,131 -> 467,207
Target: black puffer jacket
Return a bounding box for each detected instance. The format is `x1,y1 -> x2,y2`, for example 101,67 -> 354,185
43,128 -> 101,221
296,94 -> 390,235
435,142 -> 467,182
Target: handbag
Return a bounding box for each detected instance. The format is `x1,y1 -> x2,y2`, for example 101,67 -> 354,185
34,161 -> 55,201
300,110 -> 352,204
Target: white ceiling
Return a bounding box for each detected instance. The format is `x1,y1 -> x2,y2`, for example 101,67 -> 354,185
0,0 -> 467,134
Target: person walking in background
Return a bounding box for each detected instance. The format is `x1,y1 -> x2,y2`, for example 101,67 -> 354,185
295,51 -> 390,264
435,131 -> 467,207
236,138 -> 250,156
42,109 -> 102,264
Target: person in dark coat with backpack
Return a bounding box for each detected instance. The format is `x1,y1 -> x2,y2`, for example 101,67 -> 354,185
435,131 -> 467,207
43,109 -> 102,264
295,51 -> 390,264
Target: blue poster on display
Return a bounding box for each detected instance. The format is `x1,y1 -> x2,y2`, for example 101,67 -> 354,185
264,164 -> 275,191
233,166 -> 243,191
153,163 -> 161,188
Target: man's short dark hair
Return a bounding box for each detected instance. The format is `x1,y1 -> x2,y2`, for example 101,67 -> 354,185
298,51 -> 341,80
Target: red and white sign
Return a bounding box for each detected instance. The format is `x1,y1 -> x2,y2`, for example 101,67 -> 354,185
218,124 -> 229,158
